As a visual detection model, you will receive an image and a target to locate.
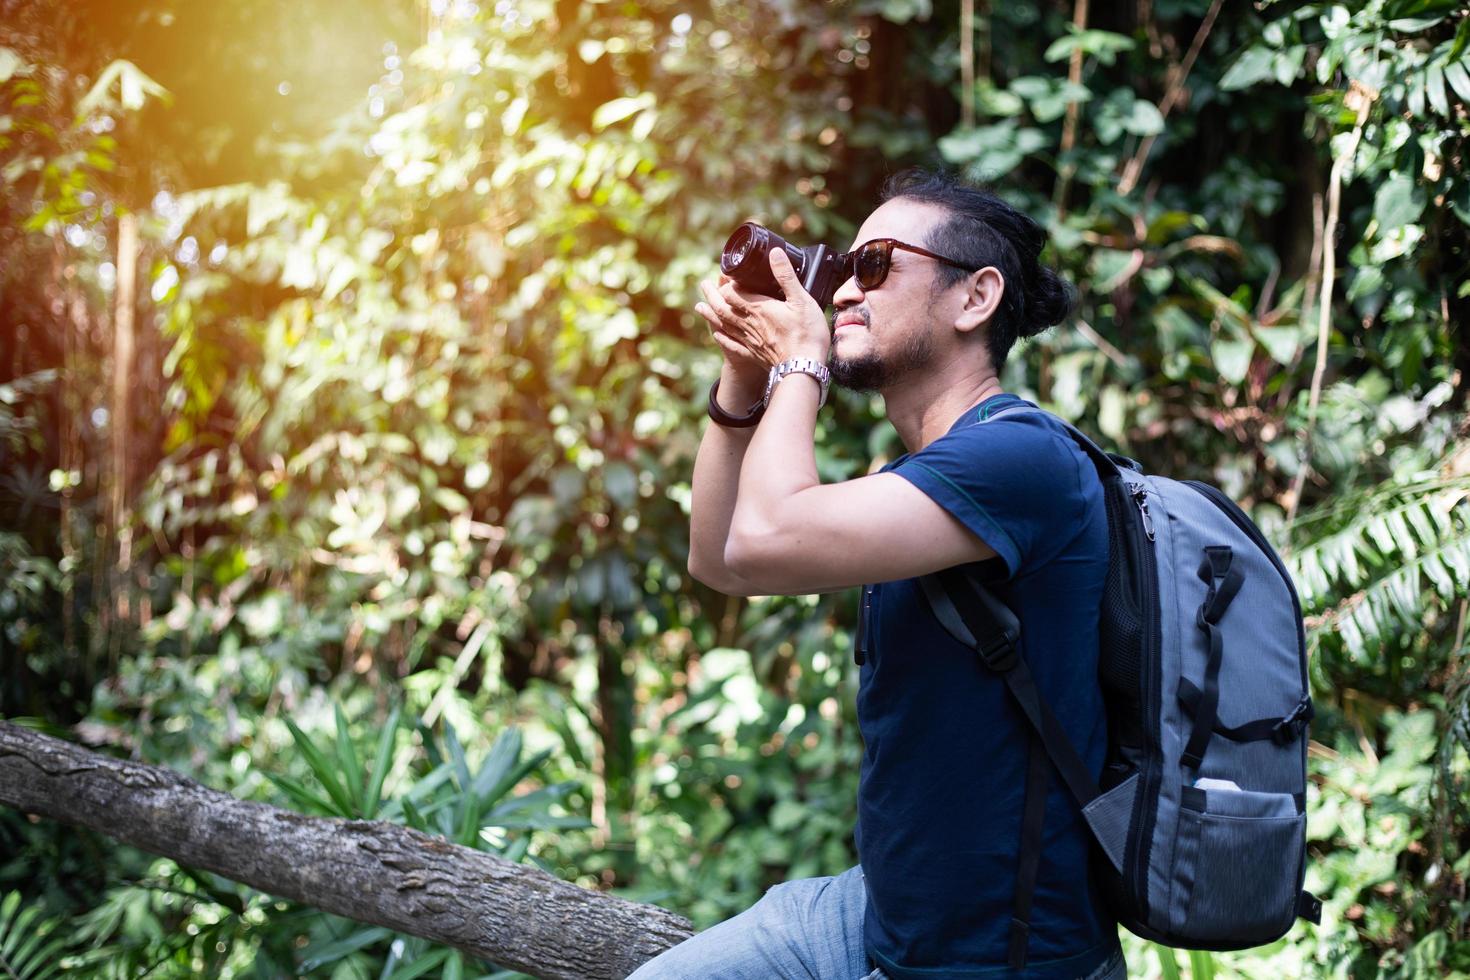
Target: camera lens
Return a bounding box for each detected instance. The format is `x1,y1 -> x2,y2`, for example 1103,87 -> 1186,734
719,222 -> 788,300
722,223 -> 768,277
726,226 -> 754,265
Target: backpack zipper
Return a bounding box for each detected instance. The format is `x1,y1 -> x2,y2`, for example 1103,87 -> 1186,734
1133,485 -> 1156,541
1128,481 -> 1162,928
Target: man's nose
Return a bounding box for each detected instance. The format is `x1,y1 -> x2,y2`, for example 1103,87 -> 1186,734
831,273 -> 865,310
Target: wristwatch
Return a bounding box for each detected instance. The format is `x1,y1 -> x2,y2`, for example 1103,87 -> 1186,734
764,357 -> 832,409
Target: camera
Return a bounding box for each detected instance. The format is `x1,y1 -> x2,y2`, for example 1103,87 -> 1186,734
720,222 -> 850,308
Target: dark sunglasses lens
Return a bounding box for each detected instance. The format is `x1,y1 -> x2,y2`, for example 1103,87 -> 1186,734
855,243 -> 888,288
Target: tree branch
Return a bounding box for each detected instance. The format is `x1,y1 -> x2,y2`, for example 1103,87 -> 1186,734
1052,0 -> 1090,215
0,721 -> 692,980
960,0 -> 976,129
1285,83 -> 1377,533
1117,0 -> 1225,197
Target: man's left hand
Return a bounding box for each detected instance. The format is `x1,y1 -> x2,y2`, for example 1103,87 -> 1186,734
696,248 -> 831,368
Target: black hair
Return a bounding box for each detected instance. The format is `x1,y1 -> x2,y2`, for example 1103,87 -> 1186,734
878,168 -> 1075,372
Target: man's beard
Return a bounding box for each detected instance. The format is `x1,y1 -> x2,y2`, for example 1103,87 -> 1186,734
829,312 -> 936,393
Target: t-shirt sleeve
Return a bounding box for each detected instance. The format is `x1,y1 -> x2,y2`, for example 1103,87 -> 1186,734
891,415 -> 1090,579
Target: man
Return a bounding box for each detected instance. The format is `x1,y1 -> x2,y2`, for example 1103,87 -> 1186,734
631,170 -> 1124,979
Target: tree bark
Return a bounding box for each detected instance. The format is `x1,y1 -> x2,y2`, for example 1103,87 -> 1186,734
0,721 -> 693,980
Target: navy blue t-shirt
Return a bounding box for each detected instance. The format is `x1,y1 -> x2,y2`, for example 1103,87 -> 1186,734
856,392 -> 1117,978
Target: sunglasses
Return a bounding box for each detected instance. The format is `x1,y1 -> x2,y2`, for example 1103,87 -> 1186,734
845,238 -> 977,291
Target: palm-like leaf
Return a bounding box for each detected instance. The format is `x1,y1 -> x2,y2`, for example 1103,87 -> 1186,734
1287,470 -> 1470,661
270,705 -> 403,819
0,892 -> 73,980
266,708 -> 583,857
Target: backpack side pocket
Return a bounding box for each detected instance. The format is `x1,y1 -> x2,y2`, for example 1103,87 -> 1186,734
1168,786 -> 1306,946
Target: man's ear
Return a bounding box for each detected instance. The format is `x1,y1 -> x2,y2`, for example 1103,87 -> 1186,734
954,266 -> 1005,335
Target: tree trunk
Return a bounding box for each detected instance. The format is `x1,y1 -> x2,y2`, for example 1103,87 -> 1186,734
0,721 -> 692,980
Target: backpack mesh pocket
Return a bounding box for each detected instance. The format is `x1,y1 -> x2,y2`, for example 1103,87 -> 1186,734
1169,789 -> 1306,945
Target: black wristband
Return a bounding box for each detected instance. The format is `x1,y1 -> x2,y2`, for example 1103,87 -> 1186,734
707,379 -> 765,428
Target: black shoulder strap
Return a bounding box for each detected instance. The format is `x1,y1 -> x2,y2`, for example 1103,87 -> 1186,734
1010,737 -> 1049,969
920,567 -> 1103,970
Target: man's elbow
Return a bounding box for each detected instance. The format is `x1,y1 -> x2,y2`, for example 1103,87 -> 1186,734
687,551 -> 721,590
724,522 -> 778,585
688,550 -> 754,597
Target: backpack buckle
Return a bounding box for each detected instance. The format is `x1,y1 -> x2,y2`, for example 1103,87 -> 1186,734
976,634 -> 1020,673
1271,696 -> 1315,745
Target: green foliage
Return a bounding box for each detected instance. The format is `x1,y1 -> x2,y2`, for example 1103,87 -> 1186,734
625,633 -> 859,924
267,703 -> 403,820
0,46 -> 161,232
1304,706 -> 1470,974
1290,470 -> 1470,670
0,892 -> 74,980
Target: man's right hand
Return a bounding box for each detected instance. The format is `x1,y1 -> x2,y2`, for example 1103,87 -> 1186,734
697,275 -> 769,415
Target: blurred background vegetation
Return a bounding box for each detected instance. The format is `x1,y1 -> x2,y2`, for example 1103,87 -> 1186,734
1,0 -> 1468,976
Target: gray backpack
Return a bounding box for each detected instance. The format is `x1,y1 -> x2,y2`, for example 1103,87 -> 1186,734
918,407 -> 1321,969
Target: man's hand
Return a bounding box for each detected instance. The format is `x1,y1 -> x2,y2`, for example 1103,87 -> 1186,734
695,273 -> 767,411
696,248 -> 831,370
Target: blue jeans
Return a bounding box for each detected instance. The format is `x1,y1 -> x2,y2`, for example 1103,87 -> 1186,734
626,867 -> 1128,980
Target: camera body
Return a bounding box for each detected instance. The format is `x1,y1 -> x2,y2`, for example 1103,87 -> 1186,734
720,222 -> 850,308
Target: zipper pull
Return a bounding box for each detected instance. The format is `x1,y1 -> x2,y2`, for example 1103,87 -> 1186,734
854,584 -> 872,665
1132,485 -> 1156,541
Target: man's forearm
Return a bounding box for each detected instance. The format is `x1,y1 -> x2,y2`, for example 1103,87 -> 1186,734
687,365 -> 765,593
725,372 -> 823,577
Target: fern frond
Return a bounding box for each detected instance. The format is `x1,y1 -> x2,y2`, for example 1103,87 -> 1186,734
1288,473 -> 1470,535
1317,535 -> 1470,659
1288,468 -> 1470,661
1292,483 -> 1468,596
0,892 -> 72,980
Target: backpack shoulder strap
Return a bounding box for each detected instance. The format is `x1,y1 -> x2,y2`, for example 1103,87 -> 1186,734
919,566 -> 1103,970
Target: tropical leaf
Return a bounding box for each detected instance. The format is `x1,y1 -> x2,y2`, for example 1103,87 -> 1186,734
283,716 -> 358,818
0,892 -> 73,980
1290,470 -> 1470,660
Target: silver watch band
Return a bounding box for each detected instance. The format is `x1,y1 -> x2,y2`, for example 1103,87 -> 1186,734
764,356 -> 832,409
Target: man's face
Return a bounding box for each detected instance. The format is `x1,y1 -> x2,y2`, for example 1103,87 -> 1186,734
829,198 -> 956,393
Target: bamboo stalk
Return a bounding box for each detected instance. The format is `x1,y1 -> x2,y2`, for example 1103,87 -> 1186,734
54,243 -> 78,667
